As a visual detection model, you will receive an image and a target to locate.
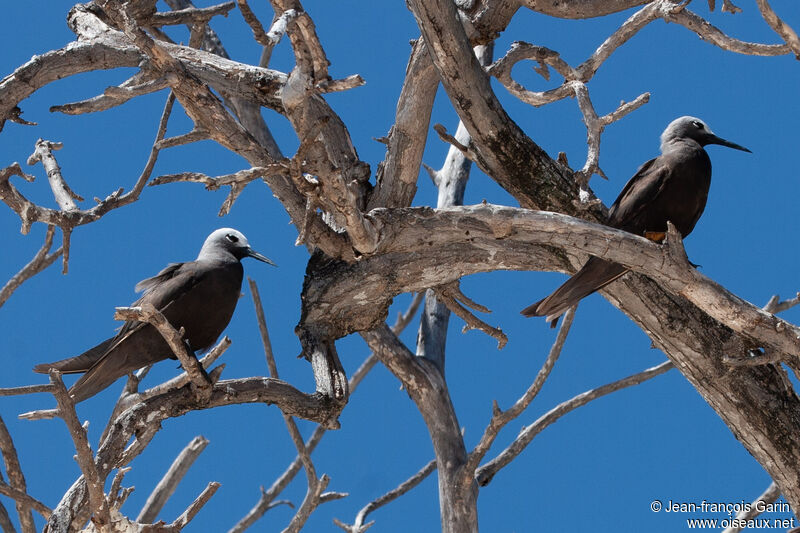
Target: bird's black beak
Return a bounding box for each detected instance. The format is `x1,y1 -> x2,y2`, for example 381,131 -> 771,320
247,248 -> 277,266
707,134 -> 751,153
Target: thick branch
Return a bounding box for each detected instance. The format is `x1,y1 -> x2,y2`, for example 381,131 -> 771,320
367,38 -> 438,210
302,202 -> 800,511
519,0 -> 648,19
361,325 -> 476,532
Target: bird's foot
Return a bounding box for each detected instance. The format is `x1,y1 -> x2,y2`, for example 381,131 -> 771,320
644,231 -> 666,243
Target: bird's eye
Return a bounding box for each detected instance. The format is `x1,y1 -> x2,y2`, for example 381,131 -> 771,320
226,234 -> 239,243
692,121 -> 704,130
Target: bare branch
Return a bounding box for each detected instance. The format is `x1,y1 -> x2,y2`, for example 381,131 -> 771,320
258,8 -> 299,69
315,75 -> 366,93
266,9 -> 298,45
763,292 -> 800,314
43,369 -> 348,531
663,2 -> 789,56
433,280 -> 507,349
114,304 -> 213,399
148,2 -> 236,27
722,482 -> 781,533
367,38 -> 438,210
168,481 -> 220,530
0,481 -> 50,519
151,164 -> 289,216
432,124 -> 478,163
464,307 -> 576,479
0,416 -> 36,532
51,71 -> 170,116
254,280 -> 332,532
755,0 -> 800,57
237,0 -> 270,45
229,293 -> 424,533
334,459 -> 437,533
281,474 -> 329,533
0,92 -> 174,267
0,384 -> 56,397
0,225 -> 62,308
476,360 -> 674,486
156,128 -> 210,150
96,337 -> 231,442
108,467 -> 132,508
248,279 -> 279,379
0,501 -> 16,533
49,371 -> 110,527
723,348 -> 784,368
488,42 -> 575,106
247,279 -> 318,485
573,83 -> 650,184
3,106 -> 36,129
271,0 -> 330,82
26,139 -> 83,210
137,436 -> 210,523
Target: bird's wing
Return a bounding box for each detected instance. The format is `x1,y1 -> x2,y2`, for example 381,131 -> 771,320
607,157 -> 670,231
110,261 -> 204,349
67,263 -> 210,402
134,262 -> 184,294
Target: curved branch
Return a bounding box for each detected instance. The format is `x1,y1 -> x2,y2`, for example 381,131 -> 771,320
302,201 -> 800,512
755,0 -> 800,57
476,360 -> 674,485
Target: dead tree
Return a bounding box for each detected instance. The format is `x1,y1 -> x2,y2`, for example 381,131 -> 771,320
0,0 -> 799,531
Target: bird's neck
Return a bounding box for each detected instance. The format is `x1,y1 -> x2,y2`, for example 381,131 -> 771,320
195,250 -> 238,264
660,137 -> 703,155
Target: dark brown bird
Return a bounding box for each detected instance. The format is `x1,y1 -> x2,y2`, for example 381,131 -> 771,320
522,116 -> 750,325
34,228 -> 275,402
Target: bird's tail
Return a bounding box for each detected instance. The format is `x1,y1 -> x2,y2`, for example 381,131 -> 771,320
521,257 -> 628,325
33,338 -> 115,374
67,353 -> 137,403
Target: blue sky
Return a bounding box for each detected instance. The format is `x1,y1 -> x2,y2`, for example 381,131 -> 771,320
1,1 -> 799,532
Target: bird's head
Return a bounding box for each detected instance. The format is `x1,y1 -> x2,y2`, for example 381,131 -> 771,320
660,116 -> 751,153
198,228 -> 276,265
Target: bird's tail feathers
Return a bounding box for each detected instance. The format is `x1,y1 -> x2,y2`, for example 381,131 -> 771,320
33,338 -> 115,374
521,258 -> 628,323
67,354 -> 135,403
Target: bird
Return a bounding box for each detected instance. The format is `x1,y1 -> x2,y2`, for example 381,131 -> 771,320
34,228 -> 275,402
522,116 -> 750,325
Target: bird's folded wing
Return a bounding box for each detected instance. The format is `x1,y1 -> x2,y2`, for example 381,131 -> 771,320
607,158 -> 669,231
109,262 -> 204,352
